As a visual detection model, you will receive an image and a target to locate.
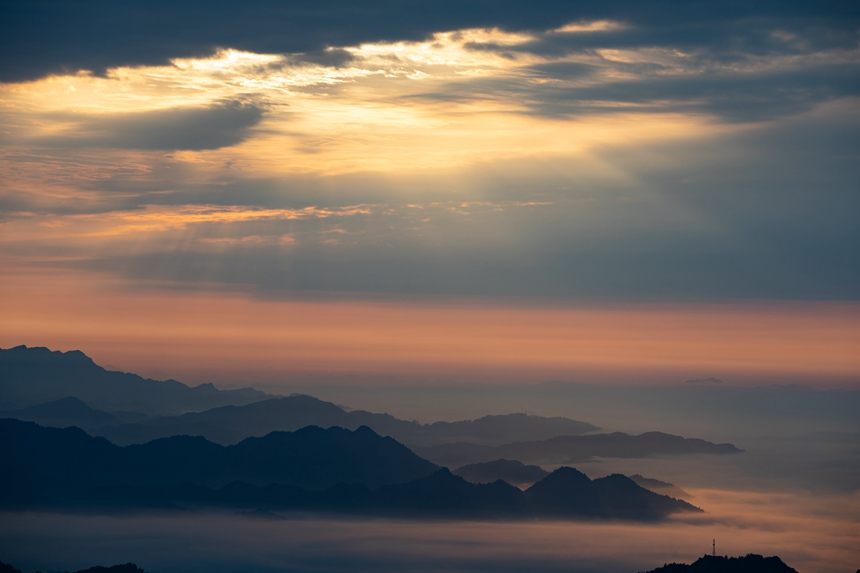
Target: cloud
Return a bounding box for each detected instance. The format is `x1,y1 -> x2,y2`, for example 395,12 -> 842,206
34,100 -> 265,151
2,1 -> 856,83
1,3 -> 858,302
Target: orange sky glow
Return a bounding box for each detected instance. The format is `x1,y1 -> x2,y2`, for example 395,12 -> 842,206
3,265 -> 858,387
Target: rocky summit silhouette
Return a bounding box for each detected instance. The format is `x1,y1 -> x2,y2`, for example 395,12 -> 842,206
0,345 -> 268,415
642,554 -> 799,573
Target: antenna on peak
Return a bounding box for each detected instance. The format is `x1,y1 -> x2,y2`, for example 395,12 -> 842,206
712,538 -> 716,557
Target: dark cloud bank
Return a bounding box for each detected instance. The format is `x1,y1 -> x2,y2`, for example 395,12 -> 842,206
2,1 -> 857,82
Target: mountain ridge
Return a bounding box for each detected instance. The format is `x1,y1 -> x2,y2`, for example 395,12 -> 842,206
0,345 -> 269,415
0,419 -> 699,521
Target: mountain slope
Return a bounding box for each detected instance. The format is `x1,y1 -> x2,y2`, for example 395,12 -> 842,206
0,345 -> 269,415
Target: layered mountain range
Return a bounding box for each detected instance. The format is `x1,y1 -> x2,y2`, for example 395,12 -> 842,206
0,419 -> 700,520
0,345 -> 742,521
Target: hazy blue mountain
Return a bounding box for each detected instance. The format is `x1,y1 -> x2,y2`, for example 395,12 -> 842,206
0,345 -> 270,415
641,554 -> 799,573
453,459 -> 549,488
93,395 -> 598,447
0,396 -> 124,433
420,413 -> 599,445
414,432 -> 743,467
99,394 -> 402,445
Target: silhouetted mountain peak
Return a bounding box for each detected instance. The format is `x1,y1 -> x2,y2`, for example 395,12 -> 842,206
596,473 -> 638,487
532,466 -> 592,487
524,466 -> 700,520
7,345 -> 97,367
354,424 -> 380,436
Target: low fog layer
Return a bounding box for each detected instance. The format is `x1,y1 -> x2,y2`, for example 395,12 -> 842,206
1,488 -> 857,573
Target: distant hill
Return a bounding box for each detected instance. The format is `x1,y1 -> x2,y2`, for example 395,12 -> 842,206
0,345 -> 270,415
0,419 -> 699,520
420,413 -> 599,446
98,394 -> 427,445
0,396 -> 125,432
93,394 -> 599,446
527,467 -> 701,520
413,432 -> 743,467
453,459 -> 549,488
641,554 -> 799,573
453,460 -> 695,501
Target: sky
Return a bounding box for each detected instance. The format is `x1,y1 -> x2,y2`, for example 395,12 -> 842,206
1,1 -> 859,387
